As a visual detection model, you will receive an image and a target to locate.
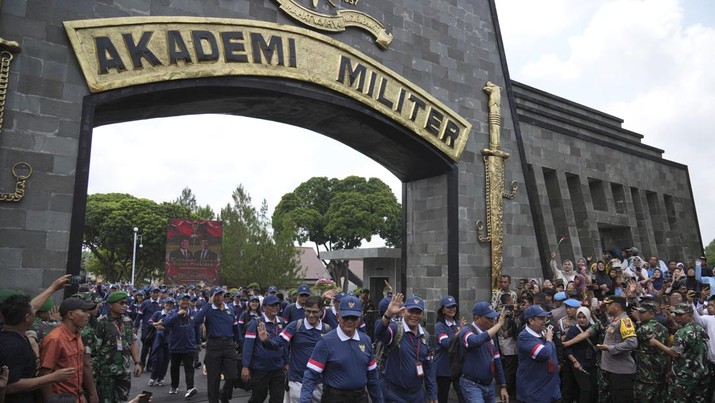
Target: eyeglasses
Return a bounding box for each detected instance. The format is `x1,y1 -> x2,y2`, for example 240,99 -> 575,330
304,309 -> 321,316
342,315 -> 359,322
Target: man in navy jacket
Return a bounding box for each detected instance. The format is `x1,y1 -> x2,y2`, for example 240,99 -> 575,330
516,305 -> 560,403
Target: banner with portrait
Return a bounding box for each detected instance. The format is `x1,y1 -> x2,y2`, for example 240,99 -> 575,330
165,219 -> 222,285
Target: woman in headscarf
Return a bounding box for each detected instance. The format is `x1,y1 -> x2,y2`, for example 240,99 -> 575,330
594,261 -> 612,301
563,307 -> 599,403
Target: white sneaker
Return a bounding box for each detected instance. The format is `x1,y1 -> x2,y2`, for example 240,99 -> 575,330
169,388 -> 178,394
157,380 -> 166,387
185,388 -> 198,398
147,379 -> 156,387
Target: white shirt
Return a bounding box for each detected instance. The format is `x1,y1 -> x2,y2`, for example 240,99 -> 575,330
693,304 -> 715,364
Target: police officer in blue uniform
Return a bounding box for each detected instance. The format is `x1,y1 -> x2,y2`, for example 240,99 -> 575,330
374,293 -> 437,402
302,295 -> 383,403
195,288 -> 239,403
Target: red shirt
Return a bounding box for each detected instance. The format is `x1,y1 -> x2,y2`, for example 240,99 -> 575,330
39,323 -> 84,398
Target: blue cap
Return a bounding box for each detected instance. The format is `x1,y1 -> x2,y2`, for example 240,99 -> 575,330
333,292 -> 345,302
404,296 -> 425,312
178,285 -> 185,289
564,299 -> 581,308
189,295 -> 198,302
523,305 -> 551,320
472,301 -> 498,318
163,297 -> 176,304
554,292 -> 568,301
177,293 -> 190,300
263,295 -> 280,306
210,287 -> 224,296
189,284 -> 196,290
248,295 -> 260,302
150,286 -> 160,292
440,295 -> 457,308
267,286 -> 278,293
339,296 -> 362,317
378,295 -> 392,316
297,284 -> 311,296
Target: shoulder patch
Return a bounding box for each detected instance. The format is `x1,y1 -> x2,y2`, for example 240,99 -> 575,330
620,317 -> 636,339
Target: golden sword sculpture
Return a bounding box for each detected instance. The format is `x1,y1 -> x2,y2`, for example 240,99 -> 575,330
476,81 -> 517,292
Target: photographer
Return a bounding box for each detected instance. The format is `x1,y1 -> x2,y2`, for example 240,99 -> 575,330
498,294 -> 519,400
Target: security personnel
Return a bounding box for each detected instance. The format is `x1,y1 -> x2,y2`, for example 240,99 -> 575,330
459,301 -> 508,402
94,291 -> 143,403
302,295 -> 384,403
259,295 -> 330,402
374,293 -> 437,402
241,294 -> 287,403
196,288 -> 239,403
633,301 -> 668,402
282,284 -> 312,323
516,305 -> 560,403
595,295 -> 637,403
649,303 -> 711,403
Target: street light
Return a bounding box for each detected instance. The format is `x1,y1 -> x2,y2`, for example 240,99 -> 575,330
131,227 -> 143,287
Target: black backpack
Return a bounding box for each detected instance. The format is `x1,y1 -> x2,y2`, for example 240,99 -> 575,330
447,324 -> 476,381
374,321 -> 404,373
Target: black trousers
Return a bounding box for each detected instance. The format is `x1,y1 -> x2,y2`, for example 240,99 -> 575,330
205,338 -> 238,403
602,371 -> 634,403
140,329 -> 153,368
322,386 -> 368,403
437,376 -> 464,403
502,354 -> 518,400
170,352 -> 195,389
571,366 -> 597,403
248,368 -> 285,403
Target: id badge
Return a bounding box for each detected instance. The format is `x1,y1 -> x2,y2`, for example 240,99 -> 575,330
116,336 -> 123,351
415,361 -> 424,377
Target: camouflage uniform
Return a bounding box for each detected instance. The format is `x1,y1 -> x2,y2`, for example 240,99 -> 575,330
667,319 -> 711,403
27,316 -> 60,343
634,312 -> 669,402
94,314 -> 137,403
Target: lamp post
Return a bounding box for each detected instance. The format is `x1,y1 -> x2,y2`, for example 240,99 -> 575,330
131,227 -> 140,287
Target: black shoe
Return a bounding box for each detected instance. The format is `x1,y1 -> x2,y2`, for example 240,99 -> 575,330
193,362 -> 202,369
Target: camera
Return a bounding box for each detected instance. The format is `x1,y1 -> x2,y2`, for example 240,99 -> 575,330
70,270 -> 87,285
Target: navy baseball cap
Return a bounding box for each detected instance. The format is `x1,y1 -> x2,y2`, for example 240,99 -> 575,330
297,284 -> 311,296
150,286 -> 160,292
249,295 -> 260,302
263,295 -> 280,306
177,293 -> 190,300
162,297 -> 176,304
210,287 -> 224,296
267,286 -> 278,293
440,295 -> 457,308
333,292 -> 346,301
404,296 -> 425,312
188,284 -> 196,290
339,296 -> 362,317
472,301 -> 498,318
524,305 -> 551,320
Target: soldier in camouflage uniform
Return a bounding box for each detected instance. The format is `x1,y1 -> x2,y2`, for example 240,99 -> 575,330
94,291 -> 143,403
633,301 -> 669,403
76,292 -> 104,379
649,302 -> 711,403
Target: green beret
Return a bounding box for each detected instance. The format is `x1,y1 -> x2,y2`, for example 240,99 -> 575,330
0,289 -> 25,304
38,298 -> 54,312
107,291 -> 129,304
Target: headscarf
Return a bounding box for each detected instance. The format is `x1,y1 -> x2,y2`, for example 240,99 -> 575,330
576,306 -> 594,326
651,269 -> 664,290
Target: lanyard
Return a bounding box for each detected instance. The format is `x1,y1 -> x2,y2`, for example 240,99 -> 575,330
407,332 -> 421,360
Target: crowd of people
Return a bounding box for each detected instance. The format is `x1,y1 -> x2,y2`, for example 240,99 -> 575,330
0,247 -> 713,403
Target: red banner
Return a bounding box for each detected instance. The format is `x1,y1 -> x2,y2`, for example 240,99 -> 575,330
165,219 -> 222,285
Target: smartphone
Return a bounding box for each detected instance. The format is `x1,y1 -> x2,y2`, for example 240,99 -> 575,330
138,391 -> 152,403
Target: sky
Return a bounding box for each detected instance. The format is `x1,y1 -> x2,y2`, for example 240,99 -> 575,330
89,0 -> 715,247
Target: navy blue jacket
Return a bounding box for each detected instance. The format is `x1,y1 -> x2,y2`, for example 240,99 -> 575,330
263,319 -> 330,382
434,320 -> 459,377
162,308 -> 201,353
242,314 -> 287,371
195,303 -> 236,339
459,322 -> 506,386
302,327 -> 383,402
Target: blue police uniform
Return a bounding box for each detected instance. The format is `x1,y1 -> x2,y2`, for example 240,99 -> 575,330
195,294 -> 238,403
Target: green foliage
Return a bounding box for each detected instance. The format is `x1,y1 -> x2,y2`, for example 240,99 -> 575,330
705,239 -> 715,266
83,193 -> 193,284
272,176 -> 402,290
220,185 -> 301,289
174,186 -> 216,220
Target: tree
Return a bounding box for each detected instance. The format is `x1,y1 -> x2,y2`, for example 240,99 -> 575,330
220,185 -> 301,288
272,176 -> 402,291
83,193 -> 192,283
174,186 -> 216,220
705,238 -> 715,266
